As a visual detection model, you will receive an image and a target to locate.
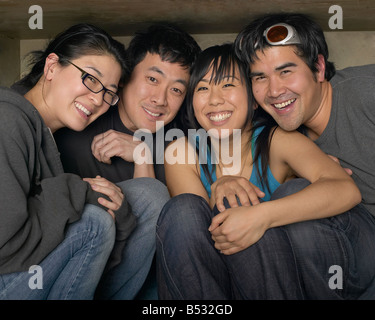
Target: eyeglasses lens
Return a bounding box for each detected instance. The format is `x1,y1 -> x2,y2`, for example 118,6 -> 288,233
83,75 -> 101,92
104,92 -> 118,105
83,75 -> 118,106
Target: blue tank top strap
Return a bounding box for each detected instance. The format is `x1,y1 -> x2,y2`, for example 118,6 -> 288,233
250,126 -> 280,201
198,127 -> 280,200
196,134 -> 216,198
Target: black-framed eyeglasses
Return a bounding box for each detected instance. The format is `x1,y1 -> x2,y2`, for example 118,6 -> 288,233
67,60 -> 119,106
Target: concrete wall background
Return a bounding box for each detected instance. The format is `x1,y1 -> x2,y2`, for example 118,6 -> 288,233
0,37 -> 20,87
1,31 -> 374,86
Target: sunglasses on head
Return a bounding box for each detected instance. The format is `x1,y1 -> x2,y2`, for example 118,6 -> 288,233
263,23 -> 301,46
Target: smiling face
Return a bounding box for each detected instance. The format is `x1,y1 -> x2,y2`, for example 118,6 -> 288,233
192,63 -> 249,139
118,53 -> 190,133
250,46 -> 325,131
42,54 -> 122,132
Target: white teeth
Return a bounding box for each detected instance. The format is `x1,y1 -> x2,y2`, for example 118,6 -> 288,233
75,102 -> 91,116
144,108 -> 161,117
209,112 -> 232,122
274,99 -> 296,109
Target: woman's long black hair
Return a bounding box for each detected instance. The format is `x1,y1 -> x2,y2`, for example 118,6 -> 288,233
182,43 -> 279,194
15,23 -> 129,92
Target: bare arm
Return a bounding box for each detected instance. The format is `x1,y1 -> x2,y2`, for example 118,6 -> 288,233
164,137 -> 209,201
264,128 -> 361,226
210,128 -> 361,254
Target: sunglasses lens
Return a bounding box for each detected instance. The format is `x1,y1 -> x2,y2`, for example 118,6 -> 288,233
266,25 -> 289,43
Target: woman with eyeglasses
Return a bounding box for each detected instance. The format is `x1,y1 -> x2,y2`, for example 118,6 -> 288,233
156,43 -> 362,299
0,23 -> 136,299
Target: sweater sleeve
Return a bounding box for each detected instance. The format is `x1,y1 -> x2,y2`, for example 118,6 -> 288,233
36,174 -> 137,273
85,183 -> 137,272
0,105 -> 136,274
0,111 -> 94,274
0,103 -> 121,274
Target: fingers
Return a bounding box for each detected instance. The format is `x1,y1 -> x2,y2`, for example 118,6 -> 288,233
327,154 -> 352,175
213,180 -> 241,212
208,211 -> 228,232
84,176 -> 124,212
91,130 -> 120,163
243,183 -> 265,205
327,154 -> 339,163
213,240 -> 243,255
215,192 -> 238,212
209,206 -> 255,255
91,130 -> 141,164
97,195 -> 122,212
213,177 -> 265,212
91,132 -> 113,164
210,222 -> 244,255
106,209 -> 115,220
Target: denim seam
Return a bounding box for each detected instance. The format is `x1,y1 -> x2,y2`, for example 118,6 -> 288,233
57,227 -> 98,300
282,227 -> 306,299
155,232 -> 184,299
319,217 -> 352,298
0,272 -> 32,299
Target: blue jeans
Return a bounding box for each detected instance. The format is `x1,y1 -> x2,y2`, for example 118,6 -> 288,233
95,177 -> 170,300
156,179 -> 375,299
0,204 -> 115,300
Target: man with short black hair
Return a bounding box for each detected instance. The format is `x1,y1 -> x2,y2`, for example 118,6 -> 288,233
54,23 -> 201,300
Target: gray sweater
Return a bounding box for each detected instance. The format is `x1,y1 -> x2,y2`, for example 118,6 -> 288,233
0,87 -> 136,274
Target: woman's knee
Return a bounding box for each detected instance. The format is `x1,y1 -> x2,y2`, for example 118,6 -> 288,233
159,193 -> 210,220
157,193 -> 212,236
80,204 -> 116,245
117,178 -> 170,217
118,177 -> 169,201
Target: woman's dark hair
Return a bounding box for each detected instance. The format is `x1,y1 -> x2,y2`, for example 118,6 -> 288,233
184,43 -> 263,187
184,43 -> 253,133
184,42 -> 283,194
17,23 -> 128,91
234,13 -> 336,81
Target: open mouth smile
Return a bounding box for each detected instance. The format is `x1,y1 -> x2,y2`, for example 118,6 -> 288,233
75,102 -> 92,117
273,98 -> 296,110
208,111 -> 232,123
143,107 -> 163,118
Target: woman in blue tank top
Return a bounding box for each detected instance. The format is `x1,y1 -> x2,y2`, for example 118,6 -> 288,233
156,43 -> 361,299
163,42 -> 359,233
197,125 -> 280,201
